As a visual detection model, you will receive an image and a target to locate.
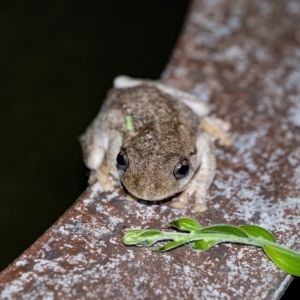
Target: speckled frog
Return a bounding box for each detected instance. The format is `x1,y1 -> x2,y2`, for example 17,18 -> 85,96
81,76 -> 232,212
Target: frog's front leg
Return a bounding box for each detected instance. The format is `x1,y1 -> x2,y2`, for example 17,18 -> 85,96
171,132 -> 216,212
82,120 -> 121,191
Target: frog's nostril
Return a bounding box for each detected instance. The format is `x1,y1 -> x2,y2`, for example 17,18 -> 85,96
150,182 -> 160,189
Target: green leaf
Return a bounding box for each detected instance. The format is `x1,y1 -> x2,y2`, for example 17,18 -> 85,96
169,217 -> 202,232
263,244 -> 300,276
200,224 -> 249,239
123,229 -> 164,246
155,240 -> 187,252
190,239 -> 221,251
122,218 -> 300,277
139,230 -> 163,238
138,230 -> 165,246
240,225 -> 276,242
123,229 -> 144,245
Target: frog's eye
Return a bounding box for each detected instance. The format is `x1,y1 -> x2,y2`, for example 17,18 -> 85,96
116,150 -> 129,171
173,159 -> 190,180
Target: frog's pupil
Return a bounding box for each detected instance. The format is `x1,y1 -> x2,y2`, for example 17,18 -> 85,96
117,153 -> 125,166
174,159 -> 190,179
178,164 -> 189,176
116,151 -> 129,171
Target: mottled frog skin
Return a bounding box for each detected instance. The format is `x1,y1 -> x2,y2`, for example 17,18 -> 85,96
81,76 -> 230,212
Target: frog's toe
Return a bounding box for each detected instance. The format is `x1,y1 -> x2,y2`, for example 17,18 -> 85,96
171,193 -> 190,209
193,203 -> 207,212
126,193 -> 139,202
170,200 -> 186,209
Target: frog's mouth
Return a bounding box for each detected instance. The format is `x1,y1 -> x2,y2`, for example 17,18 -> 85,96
128,190 -> 174,201
129,190 -> 173,201
121,179 -> 189,202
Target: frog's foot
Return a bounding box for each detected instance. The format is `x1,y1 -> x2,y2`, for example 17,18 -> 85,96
88,164 -> 114,191
201,116 -> 233,147
187,180 -> 209,212
171,190 -> 191,209
88,171 -> 98,185
171,200 -> 186,209
193,203 -> 207,212
171,189 -> 208,212
126,193 -> 139,202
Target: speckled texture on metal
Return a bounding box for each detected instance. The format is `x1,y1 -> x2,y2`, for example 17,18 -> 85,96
1,0 -> 300,299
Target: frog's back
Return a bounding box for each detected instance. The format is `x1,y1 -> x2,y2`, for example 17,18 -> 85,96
106,85 -> 199,153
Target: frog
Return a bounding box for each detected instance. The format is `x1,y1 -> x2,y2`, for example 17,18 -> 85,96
81,76 -> 232,212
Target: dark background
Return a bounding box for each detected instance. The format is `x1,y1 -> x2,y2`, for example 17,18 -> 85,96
0,0 -> 189,269
0,1 -> 297,297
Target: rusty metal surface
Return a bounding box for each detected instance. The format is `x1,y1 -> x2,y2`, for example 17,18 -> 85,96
1,0 -> 300,299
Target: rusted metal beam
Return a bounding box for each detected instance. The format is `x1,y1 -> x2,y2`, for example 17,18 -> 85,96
1,0 -> 300,299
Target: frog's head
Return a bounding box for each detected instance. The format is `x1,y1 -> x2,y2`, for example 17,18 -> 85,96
116,147 -> 197,201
